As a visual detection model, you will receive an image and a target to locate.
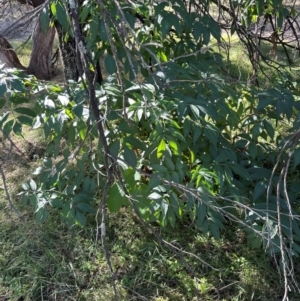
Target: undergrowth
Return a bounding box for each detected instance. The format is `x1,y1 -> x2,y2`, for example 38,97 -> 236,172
0,204 -> 293,301
1,35 -> 300,301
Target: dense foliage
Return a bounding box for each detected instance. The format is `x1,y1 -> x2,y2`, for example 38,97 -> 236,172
1,0 -> 300,299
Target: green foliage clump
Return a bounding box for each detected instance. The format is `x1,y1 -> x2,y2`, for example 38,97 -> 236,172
1,0 -> 300,299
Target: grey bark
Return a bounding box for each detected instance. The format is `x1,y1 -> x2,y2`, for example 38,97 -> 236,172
28,20 -> 55,80
0,35 -> 26,70
55,23 -> 82,82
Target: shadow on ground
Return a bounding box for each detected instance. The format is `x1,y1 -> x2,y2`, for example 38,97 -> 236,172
0,205 -> 295,301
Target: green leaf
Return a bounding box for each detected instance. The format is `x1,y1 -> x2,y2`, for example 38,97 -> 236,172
210,223 -> 220,240
148,176 -> 161,190
183,118 -> 192,137
202,26 -> 210,44
67,125 -> 76,146
195,202 -> 206,228
292,242 -> 300,256
14,107 -> 37,117
83,177 -> 91,192
256,0 -> 264,15
248,142 -> 257,159
171,171 -> 180,183
253,181 -> 267,200
105,54 -> 117,74
0,81 -> 7,97
75,210 -> 87,226
157,50 -> 168,62
124,11 -> 136,29
124,136 -> 146,150
43,157 -> 52,168
249,167 -> 271,181
249,235 -> 262,249
230,164 -> 251,181
10,79 -> 25,92
204,127 -> 218,148
124,145 -> 137,167
0,100 -> 5,109
164,157 -> 175,171
13,121 -> 22,136
209,211 -> 225,228
36,208 -> 49,222
80,2 -> 91,23
29,179 -> 37,191
90,179 -> 97,194
123,168 -> 136,189
99,20 -> 108,41
0,112 -> 9,128
77,202 -> 96,213
73,103 -> 83,117
157,139 -> 166,159
215,152 -> 229,164
257,95 -> 276,111
49,85 -> 62,93
22,182 -> 29,190
51,199 -> 64,208
44,98 -> 55,109
161,199 -> 168,218
167,206 -> 176,228
3,119 -> 13,135
151,164 -> 168,173
263,120 -> 275,140
39,6 -> 50,34
33,167 -> 43,175
73,193 -> 94,203
209,18 -> 221,41
10,95 -> 29,104
79,126 -> 87,140
294,149 -> 300,169
50,1 -> 56,15
32,116 -> 42,129
56,1 -> 69,32
168,139 -> 179,155
17,115 -> 33,126
89,15 -> 100,45
202,219 -> 209,235
192,21 -> 202,41
148,192 -> 162,200
190,104 -> 200,118
170,192 -> 181,218
107,183 -> 128,212
110,139 -> 120,158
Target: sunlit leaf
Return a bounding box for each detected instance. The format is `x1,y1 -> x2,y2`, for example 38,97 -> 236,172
29,179 -> 37,191
157,139 -> 166,159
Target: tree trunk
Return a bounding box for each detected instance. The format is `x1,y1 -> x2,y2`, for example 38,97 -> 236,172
13,0 -> 82,82
55,23 -> 82,82
27,21 -> 55,80
17,0 -> 80,82
0,35 -> 26,70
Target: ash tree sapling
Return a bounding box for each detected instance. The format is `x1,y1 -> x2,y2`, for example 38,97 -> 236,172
1,0 -> 300,300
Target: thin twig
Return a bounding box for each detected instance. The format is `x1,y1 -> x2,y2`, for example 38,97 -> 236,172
68,1 -> 118,299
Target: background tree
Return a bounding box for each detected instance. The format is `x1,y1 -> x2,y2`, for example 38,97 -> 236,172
0,35 -> 26,69
0,0 -> 81,81
2,0 -> 300,83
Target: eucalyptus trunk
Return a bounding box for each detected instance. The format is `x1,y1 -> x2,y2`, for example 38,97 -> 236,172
55,23 -> 82,82
0,35 -> 26,70
28,21 -> 55,80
